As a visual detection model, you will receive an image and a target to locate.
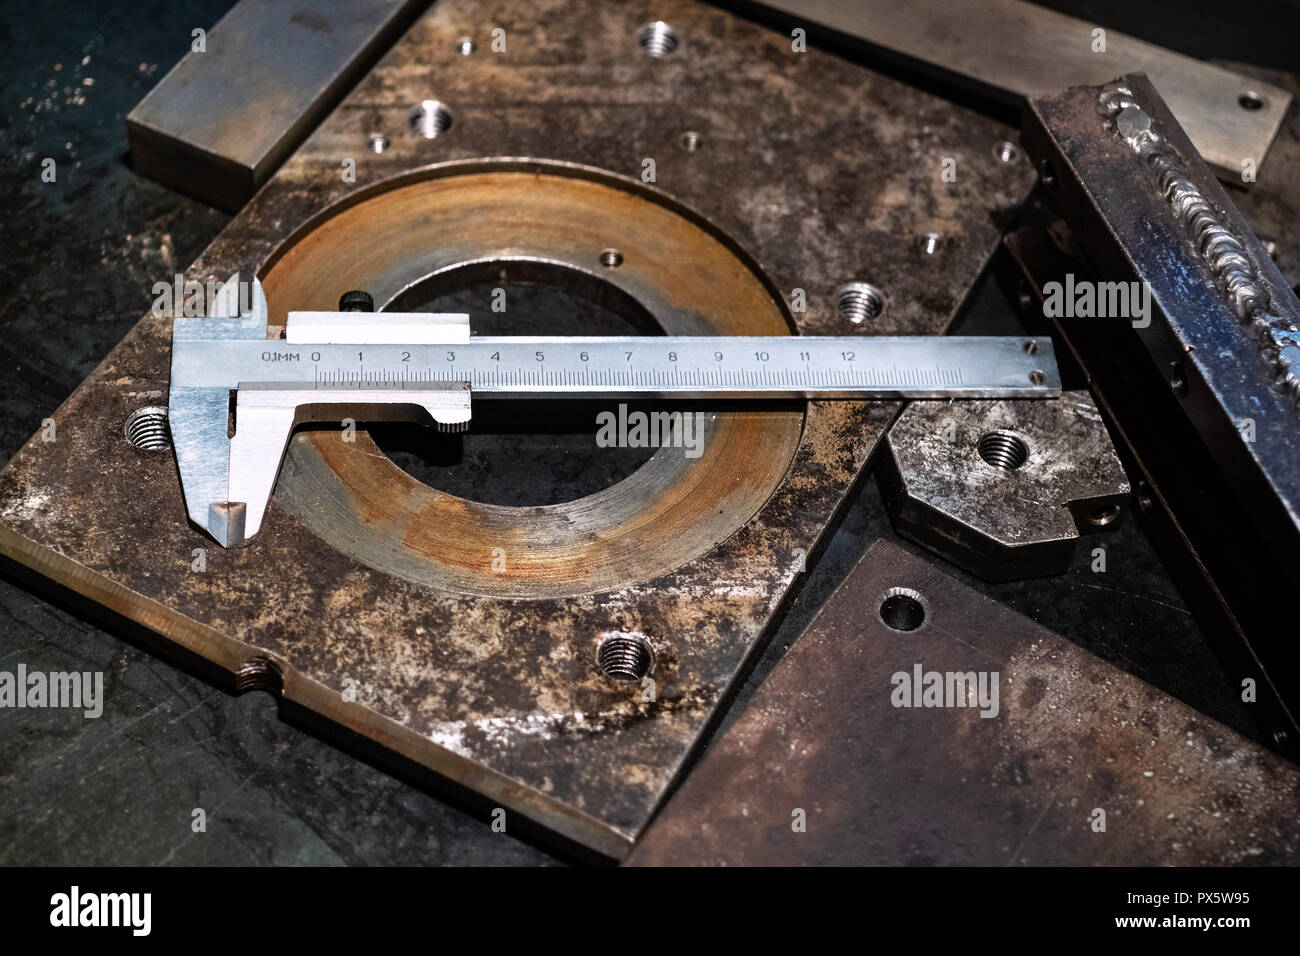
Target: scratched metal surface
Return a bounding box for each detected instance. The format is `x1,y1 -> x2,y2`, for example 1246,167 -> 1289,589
629,540 -> 1300,866
0,0 -> 1037,859
0,0 -> 1275,866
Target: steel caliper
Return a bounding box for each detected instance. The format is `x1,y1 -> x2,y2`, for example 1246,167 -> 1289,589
169,276 -> 1062,546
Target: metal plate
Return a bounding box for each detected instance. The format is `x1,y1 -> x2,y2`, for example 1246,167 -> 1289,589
0,0 -> 1031,859
629,540 -> 1300,865
126,0 -> 428,210
741,0 -> 1292,177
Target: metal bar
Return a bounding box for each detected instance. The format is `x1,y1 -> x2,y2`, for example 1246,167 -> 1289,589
1016,73 -> 1300,757
1020,74 -> 1300,600
741,0 -> 1290,177
173,335 -> 1062,399
127,0 -> 428,210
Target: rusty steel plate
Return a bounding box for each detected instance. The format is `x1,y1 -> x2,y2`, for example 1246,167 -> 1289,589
629,540 -> 1300,865
0,0 -> 1031,859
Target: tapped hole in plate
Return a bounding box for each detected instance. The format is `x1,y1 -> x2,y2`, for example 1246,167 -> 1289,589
994,140 -> 1019,163
637,21 -> 679,57
978,430 -> 1029,470
125,406 -> 170,450
236,656 -> 283,693
409,100 -> 454,138
456,37 -> 476,55
1239,92 -> 1265,111
600,248 -> 624,268
835,282 -> 884,324
1088,503 -> 1122,527
366,133 -> 390,153
598,634 -> 654,680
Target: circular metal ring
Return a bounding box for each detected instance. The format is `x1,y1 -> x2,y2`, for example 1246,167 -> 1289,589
261,161 -> 803,598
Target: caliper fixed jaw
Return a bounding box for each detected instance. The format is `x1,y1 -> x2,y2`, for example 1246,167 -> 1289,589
168,275 -> 472,548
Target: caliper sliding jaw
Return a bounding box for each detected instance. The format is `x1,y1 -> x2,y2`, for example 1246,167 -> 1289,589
169,277 -> 473,547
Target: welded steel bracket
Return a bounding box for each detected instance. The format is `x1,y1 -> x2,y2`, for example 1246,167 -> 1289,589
1017,72 -> 1300,755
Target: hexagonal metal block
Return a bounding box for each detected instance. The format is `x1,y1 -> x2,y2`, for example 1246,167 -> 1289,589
879,391 -> 1130,582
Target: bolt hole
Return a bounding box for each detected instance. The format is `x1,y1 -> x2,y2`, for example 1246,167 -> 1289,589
879,588 -> 927,632
1169,360 -> 1188,397
598,635 -> 654,681
1135,481 -> 1155,511
834,282 -> 885,324
600,248 -> 624,268
977,430 -> 1029,470
1239,92 -> 1265,111
366,133 -> 389,154
1016,279 -> 1034,311
1038,157 -> 1057,187
994,140 -> 1019,163
679,130 -> 702,152
236,656 -> 283,693
409,100 -> 454,139
919,232 -> 942,255
1022,338 -> 1039,355
1088,503 -> 1122,527
1028,369 -> 1047,386
637,21 -> 679,57
125,406 -> 170,451
456,37 -> 476,56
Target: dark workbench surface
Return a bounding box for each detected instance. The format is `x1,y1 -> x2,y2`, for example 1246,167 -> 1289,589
0,0 -> 1288,865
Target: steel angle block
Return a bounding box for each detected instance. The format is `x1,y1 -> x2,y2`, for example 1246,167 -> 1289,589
879,390 -> 1130,581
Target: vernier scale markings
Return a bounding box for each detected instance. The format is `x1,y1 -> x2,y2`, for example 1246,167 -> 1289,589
169,278 -> 1061,546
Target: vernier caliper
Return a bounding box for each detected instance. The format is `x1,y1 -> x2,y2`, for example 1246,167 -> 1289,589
169,277 -> 1061,546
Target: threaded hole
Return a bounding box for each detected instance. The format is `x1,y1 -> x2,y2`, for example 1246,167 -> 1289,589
598,634 -> 653,681
918,232 -> 942,255
409,100 -> 453,139
977,430 -> 1029,470
1239,92 -> 1265,111
600,248 -> 623,268
879,587 -> 927,632
236,656 -> 283,693
834,282 -> 884,324
1088,503 -> 1121,527
125,406 -> 170,450
1038,157 -> 1057,187
456,37 -> 476,56
1169,360 -> 1188,397
679,130 -> 701,152
637,21 -> 679,57
366,133 -> 389,153
994,140 -> 1018,163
